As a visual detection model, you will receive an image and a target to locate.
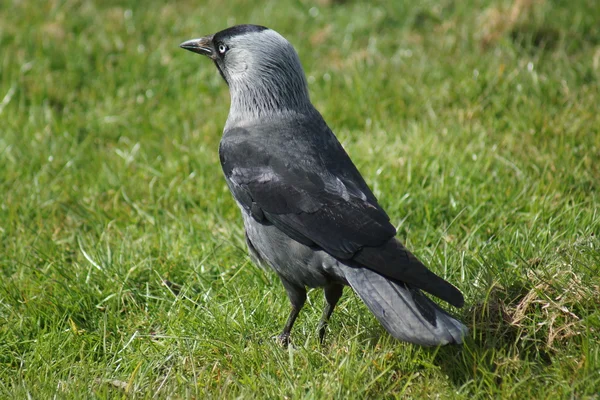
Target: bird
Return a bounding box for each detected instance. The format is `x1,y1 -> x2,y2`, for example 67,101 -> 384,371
180,24 -> 467,346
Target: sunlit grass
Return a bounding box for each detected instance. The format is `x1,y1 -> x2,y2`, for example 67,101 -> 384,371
1,0 -> 599,398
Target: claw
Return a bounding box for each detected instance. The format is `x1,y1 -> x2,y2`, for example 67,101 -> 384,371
274,332 -> 291,347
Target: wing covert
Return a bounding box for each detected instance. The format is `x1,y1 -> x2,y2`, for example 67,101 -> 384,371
219,127 -> 396,259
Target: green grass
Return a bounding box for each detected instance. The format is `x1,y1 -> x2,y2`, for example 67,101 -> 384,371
1,0 -> 599,397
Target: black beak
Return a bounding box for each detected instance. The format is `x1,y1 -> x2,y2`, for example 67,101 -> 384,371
179,35 -> 214,58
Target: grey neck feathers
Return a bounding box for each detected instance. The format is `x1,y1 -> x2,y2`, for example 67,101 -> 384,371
225,36 -> 312,127
228,76 -> 310,122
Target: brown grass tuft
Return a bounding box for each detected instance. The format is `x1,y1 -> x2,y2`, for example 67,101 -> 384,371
470,265 -> 598,352
478,0 -> 541,48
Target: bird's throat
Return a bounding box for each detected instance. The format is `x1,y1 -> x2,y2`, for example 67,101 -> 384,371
227,78 -> 311,126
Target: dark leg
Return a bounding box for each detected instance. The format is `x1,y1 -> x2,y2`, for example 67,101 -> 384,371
277,277 -> 307,346
317,284 -> 344,343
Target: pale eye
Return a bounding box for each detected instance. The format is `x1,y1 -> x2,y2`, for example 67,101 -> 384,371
218,44 -> 228,54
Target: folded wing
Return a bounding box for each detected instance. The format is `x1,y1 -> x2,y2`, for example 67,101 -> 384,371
220,126 -> 464,307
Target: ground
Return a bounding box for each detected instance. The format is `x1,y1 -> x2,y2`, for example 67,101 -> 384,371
1,0 -> 599,398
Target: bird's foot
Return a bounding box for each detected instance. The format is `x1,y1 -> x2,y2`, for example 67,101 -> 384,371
274,332 -> 291,347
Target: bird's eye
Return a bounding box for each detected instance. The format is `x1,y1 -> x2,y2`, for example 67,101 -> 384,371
218,44 -> 228,54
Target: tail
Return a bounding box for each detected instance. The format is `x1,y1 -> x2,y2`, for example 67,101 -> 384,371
352,239 -> 464,308
341,265 -> 467,346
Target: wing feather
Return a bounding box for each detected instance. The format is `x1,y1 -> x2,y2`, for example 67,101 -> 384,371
220,124 -> 463,307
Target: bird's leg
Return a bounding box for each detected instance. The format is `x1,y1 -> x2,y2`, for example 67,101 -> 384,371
317,284 -> 344,344
277,277 -> 307,347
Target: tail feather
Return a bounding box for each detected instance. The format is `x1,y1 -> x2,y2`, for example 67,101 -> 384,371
342,265 -> 467,346
353,239 -> 464,308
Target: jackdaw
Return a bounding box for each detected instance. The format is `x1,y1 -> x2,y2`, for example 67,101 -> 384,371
180,25 -> 467,346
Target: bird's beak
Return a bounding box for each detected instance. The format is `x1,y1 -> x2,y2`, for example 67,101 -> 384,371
179,35 -> 214,58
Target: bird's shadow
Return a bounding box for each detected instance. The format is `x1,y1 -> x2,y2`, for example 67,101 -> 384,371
426,283 -> 556,387
326,282 -> 561,388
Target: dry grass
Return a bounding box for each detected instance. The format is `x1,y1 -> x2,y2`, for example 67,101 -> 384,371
478,0 -> 541,48
472,260 -> 598,354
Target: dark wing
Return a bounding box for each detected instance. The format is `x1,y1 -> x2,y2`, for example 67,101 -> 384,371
220,126 -> 395,256
220,126 -> 463,307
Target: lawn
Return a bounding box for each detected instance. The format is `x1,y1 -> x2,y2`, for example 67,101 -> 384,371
1,0 -> 599,398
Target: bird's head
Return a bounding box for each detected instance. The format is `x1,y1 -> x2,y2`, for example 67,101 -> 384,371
180,25 -> 311,123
